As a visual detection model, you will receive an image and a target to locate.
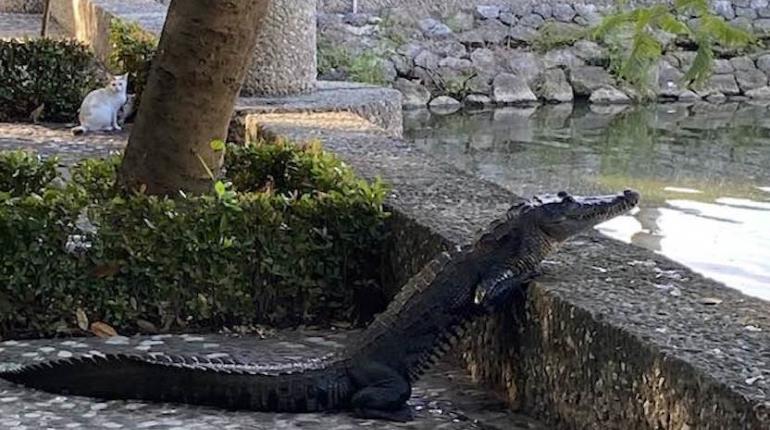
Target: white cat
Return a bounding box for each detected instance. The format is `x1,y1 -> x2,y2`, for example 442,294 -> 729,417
71,74 -> 128,135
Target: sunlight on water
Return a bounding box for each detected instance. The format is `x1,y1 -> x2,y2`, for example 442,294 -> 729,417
405,103 -> 770,301
663,186 -> 702,194
598,199 -> 770,301
595,214 -> 642,244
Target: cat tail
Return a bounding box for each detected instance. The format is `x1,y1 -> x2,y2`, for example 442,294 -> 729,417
71,126 -> 87,136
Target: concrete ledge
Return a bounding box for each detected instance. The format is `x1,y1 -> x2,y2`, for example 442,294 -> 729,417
465,236 -> 769,429
48,0 -> 165,62
233,81 -> 404,139
241,111 -> 770,429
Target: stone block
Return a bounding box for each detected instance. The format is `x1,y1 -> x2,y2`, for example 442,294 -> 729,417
492,72 -> 538,104
535,68 -> 574,103
568,66 -> 614,96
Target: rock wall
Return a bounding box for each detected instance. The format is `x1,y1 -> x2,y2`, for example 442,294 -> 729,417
321,0 -> 619,16
318,1 -> 770,108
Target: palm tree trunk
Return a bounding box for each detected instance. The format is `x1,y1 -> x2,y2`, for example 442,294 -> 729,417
118,0 -> 271,195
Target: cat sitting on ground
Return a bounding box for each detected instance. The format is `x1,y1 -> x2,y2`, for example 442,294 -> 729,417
71,74 -> 128,135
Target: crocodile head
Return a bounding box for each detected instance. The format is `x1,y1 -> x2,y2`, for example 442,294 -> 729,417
532,189 -> 640,242
472,189 -> 640,311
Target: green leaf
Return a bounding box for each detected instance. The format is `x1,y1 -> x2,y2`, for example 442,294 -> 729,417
210,139 -> 226,152
214,181 -> 226,197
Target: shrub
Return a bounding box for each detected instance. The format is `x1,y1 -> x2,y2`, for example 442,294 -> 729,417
349,51 -> 388,85
0,142 -> 389,338
0,38 -> 102,122
318,39 -> 353,77
108,19 -> 157,108
0,151 -> 58,197
317,39 -> 387,85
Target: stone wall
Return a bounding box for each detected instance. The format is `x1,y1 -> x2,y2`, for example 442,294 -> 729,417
318,0 -> 770,108
321,0 -> 619,16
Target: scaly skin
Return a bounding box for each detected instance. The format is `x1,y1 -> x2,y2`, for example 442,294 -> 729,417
0,189 -> 640,421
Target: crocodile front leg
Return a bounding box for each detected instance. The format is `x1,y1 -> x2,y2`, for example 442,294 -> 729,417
348,362 -> 413,422
474,268 -> 535,313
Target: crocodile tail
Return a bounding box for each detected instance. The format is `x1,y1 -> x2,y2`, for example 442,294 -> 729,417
0,353 -> 352,412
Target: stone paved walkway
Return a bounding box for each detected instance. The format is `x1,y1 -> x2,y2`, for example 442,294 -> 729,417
0,122 -> 127,165
0,13 -> 65,40
0,330 -> 548,430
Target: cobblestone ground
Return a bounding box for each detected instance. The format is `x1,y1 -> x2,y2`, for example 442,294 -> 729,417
0,13 -> 65,39
0,330 -> 548,430
0,122 -> 127,166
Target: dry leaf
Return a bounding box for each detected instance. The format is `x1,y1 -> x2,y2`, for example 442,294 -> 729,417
91,262 -> 121,278
75,308 -> 89,331
90,321 -> 118,338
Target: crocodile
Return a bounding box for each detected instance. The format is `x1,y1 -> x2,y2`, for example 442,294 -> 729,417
0,189 -> 639,421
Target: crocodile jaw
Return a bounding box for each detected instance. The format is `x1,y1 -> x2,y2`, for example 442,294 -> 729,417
533,189 -> 640,243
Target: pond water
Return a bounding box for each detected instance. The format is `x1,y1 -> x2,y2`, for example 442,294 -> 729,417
404,102 -> 770,301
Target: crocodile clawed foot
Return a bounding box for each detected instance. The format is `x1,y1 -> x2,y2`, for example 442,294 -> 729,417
353,406 -> 414,422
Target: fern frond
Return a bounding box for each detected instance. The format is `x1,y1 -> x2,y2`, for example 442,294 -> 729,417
592,11 -> 636,39
682,41 -> 714,88
675,0 -> 709,16
657,12 -> 691,36
620,31 -> 662,87
698,15 -> 756,48
631,7 -> 654,32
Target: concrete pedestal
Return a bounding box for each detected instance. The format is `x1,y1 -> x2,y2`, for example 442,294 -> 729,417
241,0 -> 317,97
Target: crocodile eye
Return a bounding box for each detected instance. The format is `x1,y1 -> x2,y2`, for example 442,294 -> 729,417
558,191 -> 575,203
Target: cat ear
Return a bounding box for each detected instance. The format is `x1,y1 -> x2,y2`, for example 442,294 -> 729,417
118,73 -> 128,80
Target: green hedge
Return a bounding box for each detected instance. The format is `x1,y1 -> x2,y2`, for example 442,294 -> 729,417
0,141 -> 388,338
0,38 -> 102,122
108,19 -> 157,110
0,151 -> 58,197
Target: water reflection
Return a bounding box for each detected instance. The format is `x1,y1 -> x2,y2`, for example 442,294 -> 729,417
405,102 -> 770,301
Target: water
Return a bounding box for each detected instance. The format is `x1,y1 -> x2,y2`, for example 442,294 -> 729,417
404,102 -> 770,301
